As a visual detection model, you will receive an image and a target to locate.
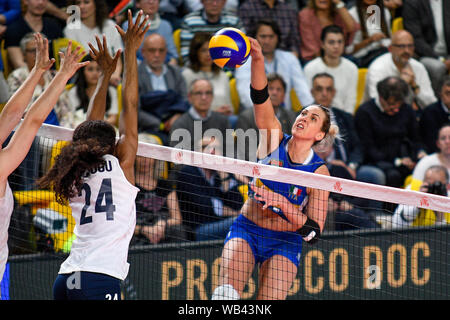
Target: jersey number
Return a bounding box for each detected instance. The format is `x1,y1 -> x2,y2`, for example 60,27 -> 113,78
79,178 -> 116,225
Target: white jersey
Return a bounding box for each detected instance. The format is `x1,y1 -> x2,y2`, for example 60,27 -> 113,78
0,182 -> 13,280
59,154 -> 139,280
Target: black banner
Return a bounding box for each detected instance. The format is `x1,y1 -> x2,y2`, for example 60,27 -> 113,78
6,225 -> 450,300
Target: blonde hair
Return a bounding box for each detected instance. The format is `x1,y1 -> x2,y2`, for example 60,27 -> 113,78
313,122 -> 340,153
310,104 -> 340,153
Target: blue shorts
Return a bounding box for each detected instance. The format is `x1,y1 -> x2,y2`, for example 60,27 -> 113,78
53,271 -> 121,300
224,215 -> 303,267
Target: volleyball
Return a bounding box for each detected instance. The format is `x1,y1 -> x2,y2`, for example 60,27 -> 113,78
208,27 -> 251,70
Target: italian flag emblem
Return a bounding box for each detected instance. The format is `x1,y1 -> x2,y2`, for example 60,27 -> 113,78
290,185 -> 302,197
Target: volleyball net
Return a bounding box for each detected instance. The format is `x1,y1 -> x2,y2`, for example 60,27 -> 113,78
2,123 -> 450,300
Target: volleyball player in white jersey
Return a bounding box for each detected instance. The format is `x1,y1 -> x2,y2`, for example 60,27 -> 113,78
38,10 -> 150,300
0,34 -> 88,282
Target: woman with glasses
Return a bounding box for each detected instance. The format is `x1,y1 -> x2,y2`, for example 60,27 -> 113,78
182,32 -> 233,116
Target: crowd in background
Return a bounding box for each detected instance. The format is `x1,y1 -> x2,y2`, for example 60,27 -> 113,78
2,0 -> 450,253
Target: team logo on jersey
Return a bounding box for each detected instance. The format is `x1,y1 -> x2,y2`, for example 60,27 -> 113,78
289,185 -> 302,200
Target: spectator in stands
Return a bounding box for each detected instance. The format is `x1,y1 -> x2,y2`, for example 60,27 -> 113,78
383,0 -> 402,19
0,0 -> 20,74
346,0 -> 391,68
419,76 -> 450,154
235,19 -> 313,111
169,78 -> 231,152
184,0 -> 238,14
298,0 -> 358,63
179,0 -> 243,64
364,30 -> 437,111
122,0 -> 178,65
132,133 -> 188,245
176,135 -> 244,241
304,25 -> 358,114
412,124 -> 450,185
402,0 -> 450,95
312,71 -> 385,218
138,33 -> 188,141
314,134 -> 380,232
65,55 -> 119,129
4,0 -> 63,70
5,32 -> 72,191
45,1 -> 70,23
182,32 -> 233,115
0,0 -> 21,31
64,0 -> 123,86
391,165 -> 449,228
238,0 -> 301,57
159,0 -> 184,30
7,33 -> 71,127
234,73 -> 297,162
355,76 -> 426,188
311,72 -> 385,185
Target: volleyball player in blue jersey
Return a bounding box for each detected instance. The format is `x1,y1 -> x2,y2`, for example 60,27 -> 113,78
0,33 -> 88,282
212,37 -> 339,300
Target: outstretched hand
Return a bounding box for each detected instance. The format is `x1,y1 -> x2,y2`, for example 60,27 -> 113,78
116,9 -> 150,52
248,37 -> 263,62
58,41 -> 90,79
33,33 -> 55,72
88,34 -> 122,77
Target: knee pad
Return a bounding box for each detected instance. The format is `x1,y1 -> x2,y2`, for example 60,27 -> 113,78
211,284 -> 240,300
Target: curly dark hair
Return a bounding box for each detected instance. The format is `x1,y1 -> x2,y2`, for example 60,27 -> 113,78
38,120 -> 117,204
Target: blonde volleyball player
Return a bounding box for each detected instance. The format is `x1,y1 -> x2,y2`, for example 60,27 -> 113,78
212,37 -> 339,300
38,10 -> 150,300
0,33 -> 88,282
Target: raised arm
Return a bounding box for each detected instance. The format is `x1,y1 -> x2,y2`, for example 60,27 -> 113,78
0,33 -> 55,145
85,35 -> 122,121
115,10 -> 150,185
248,37 -> 283,158
0,36 -> 88,184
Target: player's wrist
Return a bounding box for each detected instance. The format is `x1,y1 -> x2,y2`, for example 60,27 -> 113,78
296,216 -> 321,244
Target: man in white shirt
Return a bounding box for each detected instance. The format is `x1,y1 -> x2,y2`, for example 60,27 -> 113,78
364,30 -> 438,110
304,24 -> 358,115
235,19 -> 313,112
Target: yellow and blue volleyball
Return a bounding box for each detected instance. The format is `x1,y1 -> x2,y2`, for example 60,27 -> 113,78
208,27 -> 251,70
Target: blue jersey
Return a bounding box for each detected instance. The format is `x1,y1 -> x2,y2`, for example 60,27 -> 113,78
248,134 -> 325,222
